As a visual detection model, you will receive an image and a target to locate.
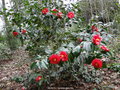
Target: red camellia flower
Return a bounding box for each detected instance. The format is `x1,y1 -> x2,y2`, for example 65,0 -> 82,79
92,34 -> 102,45
21,29 -> 27,34
42,8 -> 49,14
59,51 -> 68,62
100,45 -> 110,52
57,12 -> 63,18
13,32 -> 19,36
92,59 -> 103,68
21,87 -> 26,90
77,38 -> 83,43
52,9 -> 58,15
67,12 -> 75,19
35,76 -> 42,82
49,54 -> 61,64
91,25 -> 98,32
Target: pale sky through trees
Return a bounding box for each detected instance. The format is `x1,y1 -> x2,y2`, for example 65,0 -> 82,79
0,0 -> 11,31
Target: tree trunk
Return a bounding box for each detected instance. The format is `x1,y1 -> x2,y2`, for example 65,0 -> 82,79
2,0 -> 18,50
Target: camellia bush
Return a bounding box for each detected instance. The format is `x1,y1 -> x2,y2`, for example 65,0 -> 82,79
17,22 -> 113,89
1,0 -> 114,89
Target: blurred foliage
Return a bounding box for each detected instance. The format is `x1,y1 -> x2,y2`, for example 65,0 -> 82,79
108,63 -> 120,72
81,66 -> 102,84
0,34 -> 12,59
74,0 -> 119,23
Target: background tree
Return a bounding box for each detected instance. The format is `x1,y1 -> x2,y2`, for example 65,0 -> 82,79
1,0 -> 20,51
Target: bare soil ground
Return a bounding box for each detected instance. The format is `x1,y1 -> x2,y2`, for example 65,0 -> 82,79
0,48 -> 30,90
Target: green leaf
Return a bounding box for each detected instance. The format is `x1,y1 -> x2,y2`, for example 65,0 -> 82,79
71,4 -> 78,8
30,62 -> 37,69
50,11 -> 58,13
38,80 -> 43,86
40,59 -> 48,69
0,11 -> 4,15
67,42 -> 75,48
85,55 -> 95,64
73,51 -> 80,58
101,41 -> 107,45
68,52 -> 74,63
12,76 -> 23,83
106,51 -> 113,57
102,62 -> 107,68
36,59 -> 48,69
82,41 -> 92,51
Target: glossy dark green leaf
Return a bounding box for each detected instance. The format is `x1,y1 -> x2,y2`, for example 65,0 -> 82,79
30,62 -> 37,69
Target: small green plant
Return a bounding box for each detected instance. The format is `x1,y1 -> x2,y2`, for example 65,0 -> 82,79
108,63 -> 120,72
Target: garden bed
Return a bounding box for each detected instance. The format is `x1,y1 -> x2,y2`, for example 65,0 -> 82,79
0,51 -> 119,90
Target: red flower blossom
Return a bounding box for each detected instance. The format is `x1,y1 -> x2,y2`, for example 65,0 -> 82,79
92,34 -> 102,45
42,8 -> 49,14
80,46 -> 83,48
52,9 -> 58,15
84,64 -> 87,66
49,54 -> 61,64
21,29 -> 27,34
92,59 -> 103,68
21,87 -> 26,90
52,9 -> 58,12
67,12 -> 75,19
100,45 -> 110,52
78,38 -> 83,43
91,25 -> 98,32
57,12 -> 63,18
35,76 -> 42,82
59,51 -> 68,62
13,32 -> 19,36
